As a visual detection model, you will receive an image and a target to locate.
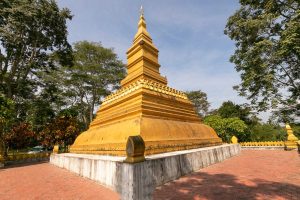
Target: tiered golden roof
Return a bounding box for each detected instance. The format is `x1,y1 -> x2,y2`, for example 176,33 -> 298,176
70,10 -> 222,156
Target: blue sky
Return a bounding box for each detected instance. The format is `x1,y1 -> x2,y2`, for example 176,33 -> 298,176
56,0 -> 270,120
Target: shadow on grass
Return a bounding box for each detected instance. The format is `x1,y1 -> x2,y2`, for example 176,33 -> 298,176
154,172 -> 300,200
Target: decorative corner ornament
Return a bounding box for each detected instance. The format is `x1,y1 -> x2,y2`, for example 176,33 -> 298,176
124,135 -> 145,163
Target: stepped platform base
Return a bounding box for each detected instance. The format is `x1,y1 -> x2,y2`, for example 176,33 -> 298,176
50,144 -> 240,200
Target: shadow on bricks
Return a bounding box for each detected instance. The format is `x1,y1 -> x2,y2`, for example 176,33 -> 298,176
154,172 -> 300,200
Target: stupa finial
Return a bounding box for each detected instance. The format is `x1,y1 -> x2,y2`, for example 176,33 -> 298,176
134,5 -> 150,41
138,5 -> 146,27
140,5 -> 144,17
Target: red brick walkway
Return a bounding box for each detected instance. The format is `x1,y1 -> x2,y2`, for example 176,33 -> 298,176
0,150 -> 299,200
154,150 -> 300,200
0,162 -> 119,200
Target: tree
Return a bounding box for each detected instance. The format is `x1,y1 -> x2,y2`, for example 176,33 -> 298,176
0,0 -> 73,119
55,41 -> 126,128
4,122 -> 35,150
249,123 -> 286,141
224,0 -> 300,120
38,114 -> 80,148
217,101 -> 260,126
0,95 -> 15,156
26,82 -> 64,133
186,90 -> 210,117
204,115 -> 247,142
218,101 -> 245,118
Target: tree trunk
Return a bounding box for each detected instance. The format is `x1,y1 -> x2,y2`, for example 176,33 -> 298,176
89,105 -> 93,127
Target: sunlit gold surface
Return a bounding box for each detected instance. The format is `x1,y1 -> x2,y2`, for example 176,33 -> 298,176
240,141 -> 284,146
70,12 -> 222,156
231,136 -> 238,144
284,124 -> 299,150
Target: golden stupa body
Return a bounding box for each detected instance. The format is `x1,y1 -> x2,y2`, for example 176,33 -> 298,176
70,13 -> 222,156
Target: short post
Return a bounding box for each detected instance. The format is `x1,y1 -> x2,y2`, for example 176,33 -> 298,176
231,136 -> 238,144
53,145 -> 59,154
284,124 -> 299,150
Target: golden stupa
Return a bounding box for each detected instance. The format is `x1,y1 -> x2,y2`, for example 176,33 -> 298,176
70,10 -> 222,156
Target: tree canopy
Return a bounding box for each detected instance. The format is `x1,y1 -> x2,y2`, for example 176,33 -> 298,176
38,114 -> 80,148
249,123 -> 286,141
51,41 -> 126,128
225,0 -> 300,121
204,100 -> 287,142
5,122 -> 35,150
0,1 -> 126,152
0,0 -> 76,152
0,0 -> 73,99
186,90 -> 210,117
217,101 -> 260,126
0,95 -> 15,154
203,115 -> 247,142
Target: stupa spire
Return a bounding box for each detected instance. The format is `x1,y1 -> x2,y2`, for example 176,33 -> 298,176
121,6 -> 167,86
134,5 -> 151,44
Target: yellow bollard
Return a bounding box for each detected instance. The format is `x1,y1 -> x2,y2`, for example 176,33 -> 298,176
231,136 -> 238,144
53,145 -> 59,154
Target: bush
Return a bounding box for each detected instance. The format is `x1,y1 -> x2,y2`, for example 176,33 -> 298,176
203,115 -> 247,143
248,124 -> 286,142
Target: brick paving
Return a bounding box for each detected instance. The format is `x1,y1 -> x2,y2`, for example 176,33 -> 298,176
0,162 -> 119,200
154,150 -> 300,200
0,150 -> 299,200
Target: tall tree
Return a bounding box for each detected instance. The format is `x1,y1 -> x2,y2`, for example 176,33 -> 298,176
0,0 -> 73,114
217,101 -> 259,126
55,41 -> 126,128
224,0 -> 300,121
186,90 -> 210,117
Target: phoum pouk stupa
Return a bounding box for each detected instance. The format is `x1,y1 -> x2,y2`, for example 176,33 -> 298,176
70,8 -> 222,156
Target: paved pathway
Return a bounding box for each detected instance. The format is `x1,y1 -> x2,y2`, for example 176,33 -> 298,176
0,162 -> 119,200
0,150 -> 299,200
154,150 -> 300,200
